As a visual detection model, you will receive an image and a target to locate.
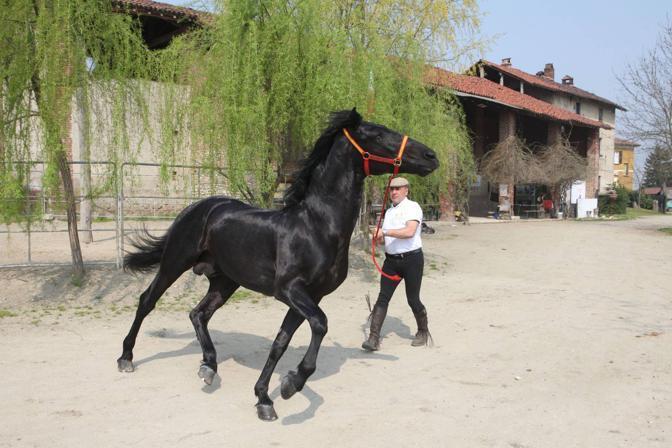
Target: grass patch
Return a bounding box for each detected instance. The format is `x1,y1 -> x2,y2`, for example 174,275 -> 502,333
70,275 -> 84,287
228,288 -> 264,304
583,207 -> 661,221
0,309 -> 17,318
625,208 -> 659,219
659,227 -> 672,235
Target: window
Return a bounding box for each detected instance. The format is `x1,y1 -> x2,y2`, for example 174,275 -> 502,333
575,102 -> 581,114
613,151 -> 622,164
598,108 -> 604,121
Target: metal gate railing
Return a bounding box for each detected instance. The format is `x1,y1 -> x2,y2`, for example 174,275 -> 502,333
1,161 -> 239,269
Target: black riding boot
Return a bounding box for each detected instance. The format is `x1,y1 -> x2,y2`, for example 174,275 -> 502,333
362,305 -> 387,352
411,309 -> 429,347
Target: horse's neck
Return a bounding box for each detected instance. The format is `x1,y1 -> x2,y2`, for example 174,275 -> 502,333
303,139 -> 364,235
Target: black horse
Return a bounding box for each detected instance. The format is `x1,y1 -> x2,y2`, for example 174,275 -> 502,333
119,108 -> 439,421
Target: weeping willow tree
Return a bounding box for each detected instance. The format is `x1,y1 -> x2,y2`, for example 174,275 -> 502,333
2,0 -> 482,277
0,0 -> 152,279
155,0 -> 480,208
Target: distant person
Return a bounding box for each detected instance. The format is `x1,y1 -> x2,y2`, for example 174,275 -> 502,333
542,194 -> 554,217
362,177 -> 430,351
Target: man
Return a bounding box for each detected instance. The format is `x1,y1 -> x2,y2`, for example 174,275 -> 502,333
362,176 -> 430,351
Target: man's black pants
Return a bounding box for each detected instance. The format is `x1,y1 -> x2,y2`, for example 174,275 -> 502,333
375,249 -> 425,314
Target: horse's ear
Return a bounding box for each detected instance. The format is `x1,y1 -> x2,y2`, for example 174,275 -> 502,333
349,107 -> 362,128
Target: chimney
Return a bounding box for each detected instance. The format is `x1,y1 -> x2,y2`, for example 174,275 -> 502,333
543,63 -> 555,80
562,75 -> 574,85
501,57 -> 511,66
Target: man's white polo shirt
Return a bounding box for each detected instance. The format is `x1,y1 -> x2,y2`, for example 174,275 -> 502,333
382,197 -> 423,255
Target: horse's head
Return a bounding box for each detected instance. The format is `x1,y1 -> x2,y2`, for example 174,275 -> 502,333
342,109 -> 439,177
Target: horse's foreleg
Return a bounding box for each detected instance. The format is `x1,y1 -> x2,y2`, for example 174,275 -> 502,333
280,292 -> 327,402
117,269 -> 179,372
254,309 -> 304,421
189,274 -> 239,385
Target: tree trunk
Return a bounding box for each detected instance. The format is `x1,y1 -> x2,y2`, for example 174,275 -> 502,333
57,151 -> 85,280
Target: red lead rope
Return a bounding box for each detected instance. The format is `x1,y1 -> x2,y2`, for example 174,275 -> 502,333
343,128 -> 407,282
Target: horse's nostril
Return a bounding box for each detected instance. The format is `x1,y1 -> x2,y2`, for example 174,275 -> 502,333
425,151 -> 436,160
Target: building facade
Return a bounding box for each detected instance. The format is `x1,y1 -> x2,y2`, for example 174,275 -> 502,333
473,59 -> 625,195
613,138 -> 639,190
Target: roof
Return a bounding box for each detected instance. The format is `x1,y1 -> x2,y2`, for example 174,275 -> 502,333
643,187 -> 662,195
615,137 -> 640,148
425,67 -> 610,129
112,0 -> 205,24
476,60 -> 626,111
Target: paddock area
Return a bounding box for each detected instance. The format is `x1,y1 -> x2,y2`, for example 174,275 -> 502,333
1,216 -> 671,447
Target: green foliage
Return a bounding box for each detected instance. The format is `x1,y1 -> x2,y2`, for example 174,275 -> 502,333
2,0 -> 481,222
598,184 -> 629,215
157,0 -> 479,206
630,190 -> 653,209
1,0 -> 153,223
642,146 -> 672,187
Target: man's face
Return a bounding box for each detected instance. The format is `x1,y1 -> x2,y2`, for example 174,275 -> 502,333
390,185 -> 408,205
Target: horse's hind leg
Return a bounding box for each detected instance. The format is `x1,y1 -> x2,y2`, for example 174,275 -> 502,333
189,274 -> 239,385
254,309 -> 304,421
117,267 -> 182,372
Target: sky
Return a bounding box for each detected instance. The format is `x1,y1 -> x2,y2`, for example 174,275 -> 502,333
163,0 -> 671,171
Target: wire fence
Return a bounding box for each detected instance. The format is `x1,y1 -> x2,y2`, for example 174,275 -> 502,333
1,160 -> 440,269
1,161 -> 243,269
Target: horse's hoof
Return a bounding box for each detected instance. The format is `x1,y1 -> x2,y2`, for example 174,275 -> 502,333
256,404 -> 278,421
280,371 -> 299,400
117,358 -> 134,373
198,365 -> 217,385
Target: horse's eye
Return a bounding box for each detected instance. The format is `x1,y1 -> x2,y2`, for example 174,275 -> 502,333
375,135 -> 383,143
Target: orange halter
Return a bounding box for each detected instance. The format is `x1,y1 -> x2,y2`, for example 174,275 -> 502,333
342,128 -> 409,282
343,128 -> 408,177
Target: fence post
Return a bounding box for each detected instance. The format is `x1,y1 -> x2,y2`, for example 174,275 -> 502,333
115,162 -> 124,269
27,220 -> 32,264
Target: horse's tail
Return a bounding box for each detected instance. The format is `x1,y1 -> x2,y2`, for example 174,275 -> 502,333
123,228 -> 167,273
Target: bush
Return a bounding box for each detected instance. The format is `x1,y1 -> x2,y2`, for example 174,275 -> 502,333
629,190 -> 653,209
599,184 -> 629,215
639,193 -> 653,209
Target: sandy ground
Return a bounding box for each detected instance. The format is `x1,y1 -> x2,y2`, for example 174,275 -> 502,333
1,215 -> 671,447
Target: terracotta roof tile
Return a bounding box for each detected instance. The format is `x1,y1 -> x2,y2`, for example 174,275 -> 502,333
614,137 -> 640,147
112,0 -> 205,23
478,60 -> 625,111
425,67 -> 610,129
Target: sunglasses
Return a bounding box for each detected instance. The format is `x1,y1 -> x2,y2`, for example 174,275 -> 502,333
390,186 -> 407,191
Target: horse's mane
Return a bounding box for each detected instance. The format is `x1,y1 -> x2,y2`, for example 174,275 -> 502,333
283,109 -> 362,207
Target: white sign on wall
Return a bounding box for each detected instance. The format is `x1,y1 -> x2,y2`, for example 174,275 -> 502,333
499,183 -> 509,197
568,181 -> 586,204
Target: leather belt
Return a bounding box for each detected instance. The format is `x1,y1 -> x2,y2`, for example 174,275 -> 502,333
385,248 -> 422,259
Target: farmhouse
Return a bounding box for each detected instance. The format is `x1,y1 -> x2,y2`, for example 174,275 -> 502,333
427,59 -> 625,218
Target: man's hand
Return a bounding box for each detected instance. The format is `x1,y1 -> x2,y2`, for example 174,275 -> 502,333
372,228 -> 385,245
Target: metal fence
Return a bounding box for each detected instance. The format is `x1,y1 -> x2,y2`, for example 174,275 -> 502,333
1,160 -> 439,269
1,161 -> 245,269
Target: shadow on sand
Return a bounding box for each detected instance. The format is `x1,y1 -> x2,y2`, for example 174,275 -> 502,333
133,318 -> 407,424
